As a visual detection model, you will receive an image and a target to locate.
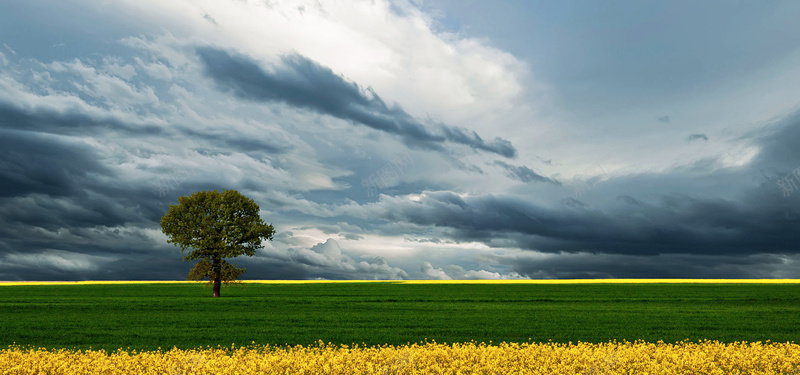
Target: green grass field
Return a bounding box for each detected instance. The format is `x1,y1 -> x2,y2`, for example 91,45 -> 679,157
1,282 -> 799,351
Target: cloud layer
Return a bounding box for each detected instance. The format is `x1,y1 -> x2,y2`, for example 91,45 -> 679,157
1,0 -> 800,281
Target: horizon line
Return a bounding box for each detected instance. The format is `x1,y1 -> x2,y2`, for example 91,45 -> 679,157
2,279 -> 800,286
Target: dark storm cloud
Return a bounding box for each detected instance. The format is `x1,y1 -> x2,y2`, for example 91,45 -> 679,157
176,125 -> 292,155
0,127 -> 198,281
495,252 -> 797,279
0,92 -> 292,159
195,47 -> 517,158
355,112 -> 800,262
0,122 -> 317,279
0,127 -> 171,230
0,102 -> 335,280
368,184 -> 799,257
687,133 -> 708,142
0,102 -> 163,136
0,130 -> 109,197
749,110 -> 800,172
0,251 -> 188,282
493,160 -> 561,185
0,140 -> 404,281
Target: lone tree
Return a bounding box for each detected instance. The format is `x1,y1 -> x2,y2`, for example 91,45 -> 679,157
160,189 -> 275,297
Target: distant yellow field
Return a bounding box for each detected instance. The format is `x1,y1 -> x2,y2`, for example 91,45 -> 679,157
0,280 -> 201,286
2,279 -> 800,286
395,278 -> 800,284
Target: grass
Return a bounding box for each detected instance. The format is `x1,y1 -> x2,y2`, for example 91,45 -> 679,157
1,281 -> 799,351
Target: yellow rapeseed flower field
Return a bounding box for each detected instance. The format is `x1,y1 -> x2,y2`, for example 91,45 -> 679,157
3,340 -> 800,374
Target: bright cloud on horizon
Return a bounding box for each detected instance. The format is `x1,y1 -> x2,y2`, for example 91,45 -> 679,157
1,0 -> 800,281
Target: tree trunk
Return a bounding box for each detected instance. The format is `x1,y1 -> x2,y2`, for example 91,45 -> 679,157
212,255 -> 222,297
213,276 -> 221,297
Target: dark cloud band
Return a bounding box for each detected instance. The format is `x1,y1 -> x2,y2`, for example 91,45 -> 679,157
196,47 -> 517,158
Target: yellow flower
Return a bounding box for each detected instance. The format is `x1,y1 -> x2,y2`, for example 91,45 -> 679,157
2,340 -> 800,374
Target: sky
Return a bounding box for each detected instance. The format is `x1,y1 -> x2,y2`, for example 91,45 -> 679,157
1,0 -> 800,281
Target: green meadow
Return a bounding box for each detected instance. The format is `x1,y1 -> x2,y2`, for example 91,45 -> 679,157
1,282 -> 799,351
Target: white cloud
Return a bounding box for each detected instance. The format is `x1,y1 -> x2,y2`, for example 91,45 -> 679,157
277,238 -> 408,279
47,59 -> 159,109
420,261 -> 451,280
116,0 -> 528,128
101,57 -> 138,80
2,43 -> 16,55
134,57 -> 173,81
420,261 -> 525,280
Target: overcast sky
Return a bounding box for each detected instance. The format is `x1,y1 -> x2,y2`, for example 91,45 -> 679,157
1,0 -> 800,281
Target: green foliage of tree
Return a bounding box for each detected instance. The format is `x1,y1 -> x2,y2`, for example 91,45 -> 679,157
160,189 -> 275,297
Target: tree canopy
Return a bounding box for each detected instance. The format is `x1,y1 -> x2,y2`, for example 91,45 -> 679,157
160,189 -> 275,296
